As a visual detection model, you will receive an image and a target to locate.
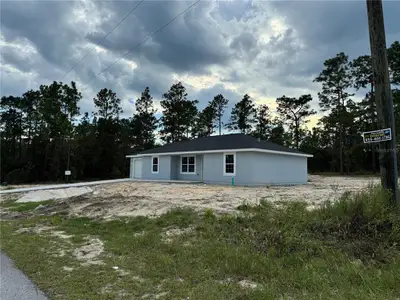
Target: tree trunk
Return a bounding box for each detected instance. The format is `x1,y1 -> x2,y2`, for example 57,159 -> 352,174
339,127 -> 344,174
295,119 -> 300,149
219,116 -> 222,135
372,145 -> 376,173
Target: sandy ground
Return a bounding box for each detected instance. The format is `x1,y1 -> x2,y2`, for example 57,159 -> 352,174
0,175 -> 382,220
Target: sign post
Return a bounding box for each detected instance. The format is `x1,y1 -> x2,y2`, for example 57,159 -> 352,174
65,170 -> 71,183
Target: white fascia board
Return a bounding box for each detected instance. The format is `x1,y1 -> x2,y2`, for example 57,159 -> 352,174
127,148 -> 313,158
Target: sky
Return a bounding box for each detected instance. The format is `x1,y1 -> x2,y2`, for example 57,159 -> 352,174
1,0 -> 400,130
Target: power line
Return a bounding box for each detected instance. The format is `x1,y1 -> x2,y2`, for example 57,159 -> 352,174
95,0 -> 201,77
59,0 -> 145,82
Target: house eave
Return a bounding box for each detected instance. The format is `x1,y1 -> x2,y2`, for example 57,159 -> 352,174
126,148 -> 313,158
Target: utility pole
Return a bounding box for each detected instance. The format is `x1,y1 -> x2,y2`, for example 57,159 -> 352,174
366,0 -> 399,206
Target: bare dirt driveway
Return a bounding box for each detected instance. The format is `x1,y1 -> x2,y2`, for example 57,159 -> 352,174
1,175 -> 381,220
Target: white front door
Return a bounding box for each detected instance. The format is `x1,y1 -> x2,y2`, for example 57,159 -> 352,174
134,159 -> 142,178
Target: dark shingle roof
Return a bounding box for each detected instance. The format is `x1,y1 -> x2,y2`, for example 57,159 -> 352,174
136,134 -> 309,156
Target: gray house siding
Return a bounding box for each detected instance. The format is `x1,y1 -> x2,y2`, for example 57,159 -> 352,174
131,151 -> 308,185
141,156 -> 171,180
170,156 -> 179,180
248,152 -> 307,185
202,152 -> 255,185
202,151 -> 307,185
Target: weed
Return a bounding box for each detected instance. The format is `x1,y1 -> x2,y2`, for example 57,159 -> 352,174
1,187 -> 399,299
6,200 -> 56,212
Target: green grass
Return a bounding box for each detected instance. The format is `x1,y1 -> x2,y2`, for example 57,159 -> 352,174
0,200 -> 55,212
1,187 -> 400,299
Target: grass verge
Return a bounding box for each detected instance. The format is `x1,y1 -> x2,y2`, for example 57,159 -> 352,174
1,186 -> 399,299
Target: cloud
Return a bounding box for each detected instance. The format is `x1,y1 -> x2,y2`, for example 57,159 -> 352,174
1,0 -> 399,128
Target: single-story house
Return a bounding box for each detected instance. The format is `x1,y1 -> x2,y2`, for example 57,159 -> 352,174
126,133 -> 313,186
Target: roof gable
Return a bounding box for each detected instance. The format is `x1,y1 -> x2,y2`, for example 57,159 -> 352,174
130,134 -> 311,157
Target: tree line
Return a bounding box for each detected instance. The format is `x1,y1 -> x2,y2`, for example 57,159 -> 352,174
1,41 -> 399,183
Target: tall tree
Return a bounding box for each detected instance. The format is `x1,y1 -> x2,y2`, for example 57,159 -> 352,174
388,41 -> 400,85
194,103 -> 217,137
93,88 -> 123,119
350,55 -> 378,172
210,94 -> 229,135
268,118 -> 290,146
226,94 -> 256,134
252,104 -> 271,141
314,52 -> 353,174
160,82 -> 199,143
132,87 -> 158,150
276,94 -> 316,149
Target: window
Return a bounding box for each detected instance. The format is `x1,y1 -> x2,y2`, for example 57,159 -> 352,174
151,156 -> 159,173
223,153 -> 236,176
181,156 -> 196,174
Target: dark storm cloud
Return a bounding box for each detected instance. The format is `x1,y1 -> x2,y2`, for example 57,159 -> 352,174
217,0 -> 253,21
267,0 -> 400,77
230,31 -> 259,54
85,1 -> 231,75
1,46 -> 34,74
1,0 -> 399,123
124,65 -> 172,99
0,1 -> 78,71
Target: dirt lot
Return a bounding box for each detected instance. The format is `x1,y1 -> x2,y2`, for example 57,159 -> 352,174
1,175 -> 398,300
1,175 -> 380,219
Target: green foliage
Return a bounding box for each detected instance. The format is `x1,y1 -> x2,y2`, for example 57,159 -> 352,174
93,88 -> 123,119
1,41 -> 400,181
252,104 -> 271,141
388,41 -> 400,85
132,87 -> 158,150
308,186 -> 400,262
8,200 -> 56,212
313,52 -> 355,174
159,82 -> 199,143
2,188 -> 400,299
226,94 -> 256,134
268,118 -> 291,146
210,94 -> 229,135
194,103 -> 217,137
350,55 -> 373,90
276,94 -> 316,149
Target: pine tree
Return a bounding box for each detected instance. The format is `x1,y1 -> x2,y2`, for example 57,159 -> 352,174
314,52 -> 353,174
388,41 -> 400,85
210,94 -> 228,135
132,87 -> 158,150
276,94 -> 316,149
252,104 -> 271,140
93,88 -> 123,119
160,82 -> 199,143
194,104 -> 217,137
350,55 -> 378,172
269,118 -> 289,146
226,94 -> 256,134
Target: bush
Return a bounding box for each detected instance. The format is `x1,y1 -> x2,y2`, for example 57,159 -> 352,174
306,185 -> 400,263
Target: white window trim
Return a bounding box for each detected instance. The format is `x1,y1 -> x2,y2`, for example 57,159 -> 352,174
180,155 -> 196,174
223,152 -> 236,176
151,156 -> 159,174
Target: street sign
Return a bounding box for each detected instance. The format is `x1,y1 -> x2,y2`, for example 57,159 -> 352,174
65,170 -> 71,176
362,128 -> 392,143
